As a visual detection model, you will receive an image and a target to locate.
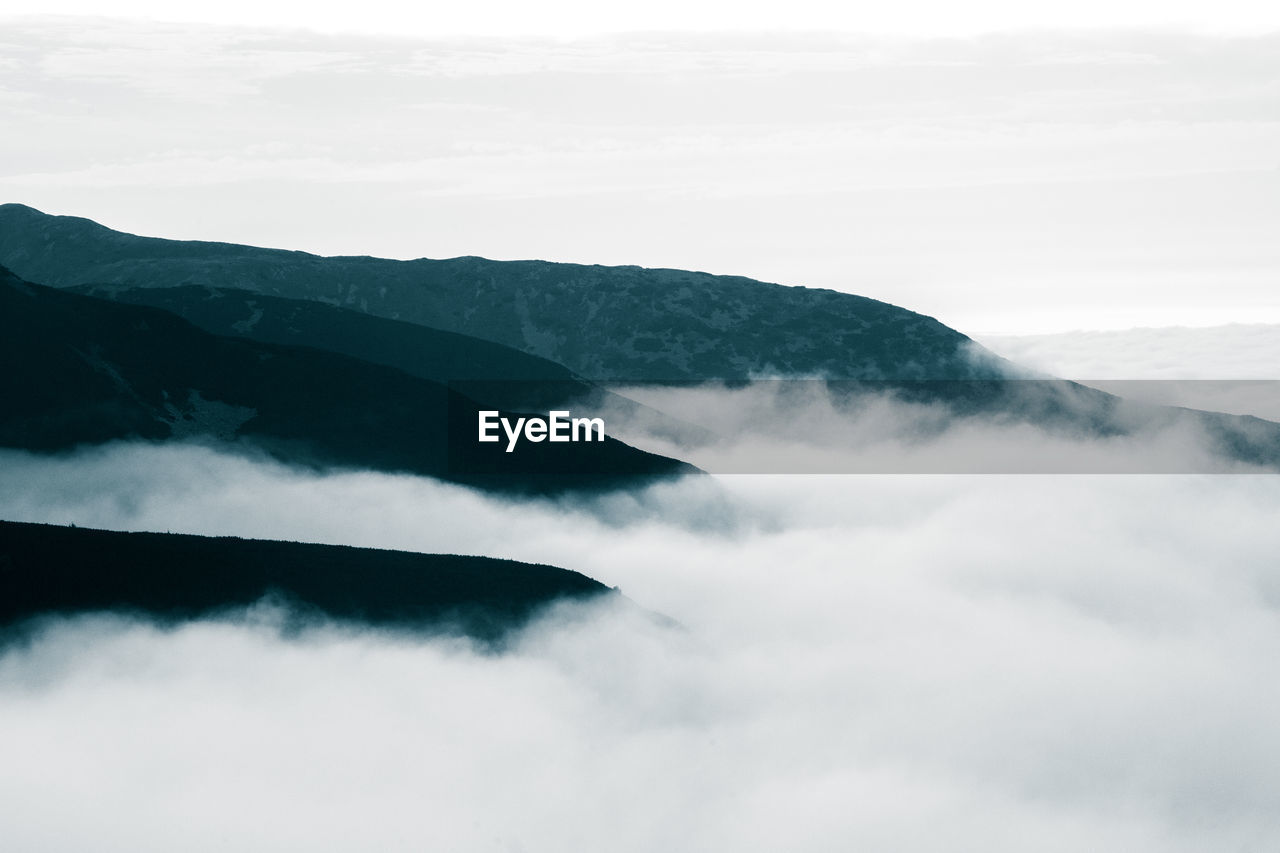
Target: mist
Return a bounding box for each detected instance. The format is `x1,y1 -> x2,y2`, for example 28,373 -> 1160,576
977,325 -> 1280,421
3,440 -> 1280,850
593,379 -> 1280,473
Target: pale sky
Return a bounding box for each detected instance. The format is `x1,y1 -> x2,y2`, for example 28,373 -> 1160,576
2,12 -> 1278,335
6,1 -> 1280,38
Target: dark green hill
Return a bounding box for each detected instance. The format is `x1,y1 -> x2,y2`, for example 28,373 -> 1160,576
64,283 -> 692,423
0,266 -> 694,491
70,283 -> 580,384
0,203 -> 1003,381
0,519 -> 613,641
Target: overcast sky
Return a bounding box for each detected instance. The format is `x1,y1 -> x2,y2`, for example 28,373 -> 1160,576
7,1 -> 1280,38
1,8 -> 1278,334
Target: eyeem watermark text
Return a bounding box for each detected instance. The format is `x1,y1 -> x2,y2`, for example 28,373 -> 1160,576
478,411 -> 605,452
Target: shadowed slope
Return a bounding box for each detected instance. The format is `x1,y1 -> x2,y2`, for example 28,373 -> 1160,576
0,266 -> 694,492
0,519 -> 614,641
66,283 -> 697,423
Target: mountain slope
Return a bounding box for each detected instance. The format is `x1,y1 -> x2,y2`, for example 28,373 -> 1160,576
70,283 -> 581,384
0,519 -> 613,641
64,283 -> 690,422
0,266 -> 693,490
0,203 -> 1001,381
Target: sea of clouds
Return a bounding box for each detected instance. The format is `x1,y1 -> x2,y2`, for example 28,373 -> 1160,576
980,324 -> 1280,422
595,378 -> 1280,474
3,439 -> 1280,851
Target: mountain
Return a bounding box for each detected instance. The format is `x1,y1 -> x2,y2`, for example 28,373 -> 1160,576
63,283 -> 698,424
0,203 -> 1002,381
0,266 -> 694,491
0,519 -> 614,642
5,206 -> 1278,472
70,283 -> 582,385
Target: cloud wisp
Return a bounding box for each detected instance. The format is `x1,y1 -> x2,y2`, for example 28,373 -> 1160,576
592,379 -> 1280,473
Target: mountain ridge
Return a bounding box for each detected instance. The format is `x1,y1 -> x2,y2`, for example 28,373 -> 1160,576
0,518 -> 618,642
0,202 -> 1002,381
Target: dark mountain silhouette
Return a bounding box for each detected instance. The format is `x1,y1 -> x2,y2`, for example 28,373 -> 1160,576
0,266 -> 694,491
4,205 -> 1275,470
71,283 -> 581,384
0,519 -> 615,642
64,283 -> 701,427
0,203 -> 1005,381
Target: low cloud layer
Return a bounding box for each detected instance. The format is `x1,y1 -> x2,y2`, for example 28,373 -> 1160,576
980,324 -> 1280,381
980,325 -> 1280,420
594,380 -> 1280,473
3,443 -> 1280,850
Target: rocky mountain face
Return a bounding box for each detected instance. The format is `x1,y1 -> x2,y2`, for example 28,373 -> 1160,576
0,203 -> 1003,381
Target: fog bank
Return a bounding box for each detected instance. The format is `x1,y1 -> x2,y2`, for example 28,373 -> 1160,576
2,444 -> 1280,850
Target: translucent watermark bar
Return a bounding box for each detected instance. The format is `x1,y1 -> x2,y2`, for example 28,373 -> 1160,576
447,379 -> 1280,475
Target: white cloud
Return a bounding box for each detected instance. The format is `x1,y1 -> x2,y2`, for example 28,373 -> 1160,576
979,326 -> 1280,419
980,325 -> 1280,380
2,444 -> 1280,849
594,379 -> 1280,473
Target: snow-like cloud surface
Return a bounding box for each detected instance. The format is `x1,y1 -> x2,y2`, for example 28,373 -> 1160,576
981,325 -> 1280,381
2,444 -> 1280,850
980,325 -> 1280,419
